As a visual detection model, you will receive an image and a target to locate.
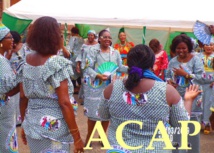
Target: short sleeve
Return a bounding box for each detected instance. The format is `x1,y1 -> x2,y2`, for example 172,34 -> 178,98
42,56 -> 74,89
0,57 -> 18,93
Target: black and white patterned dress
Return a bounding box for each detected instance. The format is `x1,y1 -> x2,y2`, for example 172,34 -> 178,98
18,55 -> 76,152
99,80 -> 189,153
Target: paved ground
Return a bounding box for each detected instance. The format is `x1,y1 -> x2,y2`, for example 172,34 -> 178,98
17,95 -> 214,153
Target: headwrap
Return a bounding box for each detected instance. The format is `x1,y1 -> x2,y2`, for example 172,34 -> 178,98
87,30 -> 96,35
118,27 -> 125,35
0,22 -> 10,41
130,66 -> 163,82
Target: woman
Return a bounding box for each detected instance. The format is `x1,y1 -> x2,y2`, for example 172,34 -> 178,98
98,44 -> 201,153
149,38 -> 168,80
76,30 -> 99,104
19,16 -> 84,153
10,31 -> 31,67
197,43 -> 214,134
0,23 -> 20,153
83,29 -> 127,145
113,29 -> 134,65
68,27 -> 84,94
9,31 -> 31,126
166,34 -> 204,153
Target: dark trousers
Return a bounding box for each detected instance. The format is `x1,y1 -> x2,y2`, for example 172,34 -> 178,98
72,77 -> 81,88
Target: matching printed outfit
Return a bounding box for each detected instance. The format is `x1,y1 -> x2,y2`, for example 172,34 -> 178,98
18,56 -> 75,152
0,55 -> 19,153
83,45 -> 127,121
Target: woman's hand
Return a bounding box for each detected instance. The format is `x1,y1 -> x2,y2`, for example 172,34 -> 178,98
209,25 -> 214,35
96,74 -> 108,81
76,62 -> 81,74
21,128 -> 27,145
74,138 -> 84,153
60,35 -> 65,48
173,65 -> 188,77
210,82 -> 214,88
184,84 -> 202,101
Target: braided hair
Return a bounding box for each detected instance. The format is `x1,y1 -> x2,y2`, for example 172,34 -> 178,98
125,44 -> 155,91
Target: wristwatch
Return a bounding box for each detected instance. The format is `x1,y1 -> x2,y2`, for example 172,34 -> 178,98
185,74 -> 189,79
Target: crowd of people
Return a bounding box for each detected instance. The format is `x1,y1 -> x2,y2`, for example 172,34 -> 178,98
0,16 -> 214,153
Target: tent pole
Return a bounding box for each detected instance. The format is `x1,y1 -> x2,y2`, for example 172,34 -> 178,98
142,26 -> 146,44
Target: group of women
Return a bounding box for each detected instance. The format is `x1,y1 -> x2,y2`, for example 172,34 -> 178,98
0,15 -> 211,153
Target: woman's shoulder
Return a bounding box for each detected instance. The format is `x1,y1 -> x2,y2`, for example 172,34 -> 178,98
127,41 -> 135,47
42,55 -> 73,81
110,46 -> 120,54
0,55 -> 11,68
168,56 -> 178,64
191,54 -> 203,63
0,54 -> 8,61
45,55 -> 72,66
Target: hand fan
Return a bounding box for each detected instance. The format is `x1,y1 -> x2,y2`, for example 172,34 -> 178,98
193,20 -> 212,45
97,62 -> 118,76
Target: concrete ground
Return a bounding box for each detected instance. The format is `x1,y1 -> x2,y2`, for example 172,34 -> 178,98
17,95 -> 214,153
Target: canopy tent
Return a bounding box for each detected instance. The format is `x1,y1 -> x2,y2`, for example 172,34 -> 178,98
2,0 -> 214,53
3,0 -> 214,30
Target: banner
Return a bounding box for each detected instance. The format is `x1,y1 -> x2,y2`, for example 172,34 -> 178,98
2,12 -> 32,34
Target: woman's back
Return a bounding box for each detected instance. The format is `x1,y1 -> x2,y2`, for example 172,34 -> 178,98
19,55 -> 74,142
102,80 -> 169,150
21,55 -> 74,99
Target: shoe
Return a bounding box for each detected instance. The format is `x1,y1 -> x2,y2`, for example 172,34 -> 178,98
99,141 -> 104,147
201,122 -> 205,131
73,88 -> 79,94
204,123 -> 211,134
84,143 -> 92,148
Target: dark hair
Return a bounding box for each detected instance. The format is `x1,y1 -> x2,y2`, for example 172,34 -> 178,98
98,29 -> 109,38
10,31 -> 21,44
26,16 -> 61,55
170,34 -> 193,53
149,38 -> 160,52
125,44 -> 155,91
71,27 -> 79,34
98,29 -> 112,45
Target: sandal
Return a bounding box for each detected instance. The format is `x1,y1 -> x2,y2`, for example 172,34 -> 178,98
201,121 -> 205,131
204,123 -> 211,134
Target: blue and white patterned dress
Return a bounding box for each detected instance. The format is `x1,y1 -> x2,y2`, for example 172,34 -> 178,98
166,55 -> 204,112
75,43 -> 99,99
66,36 -> 84,80
83,45 -> 127,121
166,55 -> 204,153
98,80 -> 189,153
0,54 -> 19,153
18,55 -> 76,152
196,53 -> 214,124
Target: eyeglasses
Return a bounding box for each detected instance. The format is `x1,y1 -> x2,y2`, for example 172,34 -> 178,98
3,36 -> 13,40
100,36 -> 112,40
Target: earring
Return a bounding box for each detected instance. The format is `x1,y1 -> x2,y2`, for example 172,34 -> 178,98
0,43 -> 2,47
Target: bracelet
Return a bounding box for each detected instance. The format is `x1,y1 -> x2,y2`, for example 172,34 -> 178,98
74,138 -> 82,144
71,130 -> 79,136
70,128 -> 78,132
